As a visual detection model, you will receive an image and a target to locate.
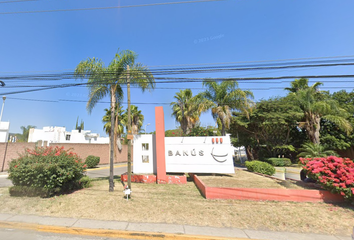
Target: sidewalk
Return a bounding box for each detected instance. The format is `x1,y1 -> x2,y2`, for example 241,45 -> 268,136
0,213 -> 351,240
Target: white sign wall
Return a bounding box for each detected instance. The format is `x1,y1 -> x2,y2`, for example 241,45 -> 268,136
133,135 -> 235,174
165,136 -> 235,174
133,134 -> 155,174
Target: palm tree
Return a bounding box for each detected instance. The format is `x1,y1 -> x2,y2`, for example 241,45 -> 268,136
297,142 -> 337,158
122,105 -> 144,134
286,79 -> 352,144
170,89 -> 205,134
103,105 -> 125,152
19,125 -> 36,142
102,106 -> 124,136
285,78 -> 322,93
75,49 -> 155,191
75,117 -> 84,131
198,80 -> 254,136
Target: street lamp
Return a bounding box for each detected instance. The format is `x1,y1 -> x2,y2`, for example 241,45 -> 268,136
145,123 -> 150,134
0,96 -> 6,122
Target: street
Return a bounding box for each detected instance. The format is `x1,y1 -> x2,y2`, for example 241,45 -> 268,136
0,228 -> 137,240
85,164 -> 128,179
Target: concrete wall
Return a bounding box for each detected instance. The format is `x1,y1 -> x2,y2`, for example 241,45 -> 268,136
0,142 -> 131,171
0,122 -> 10,143
28,126 -> 109,144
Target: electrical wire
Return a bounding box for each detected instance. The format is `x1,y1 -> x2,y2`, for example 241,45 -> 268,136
2,58 -> 354,82
6,83 -> 354,105
0,0 -> 36,3
1,74 -> 354,95
2,54 -> 354,73
0,0 -> 223,15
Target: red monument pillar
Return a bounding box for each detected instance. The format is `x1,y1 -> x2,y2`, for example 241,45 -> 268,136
155,106 -> 167,183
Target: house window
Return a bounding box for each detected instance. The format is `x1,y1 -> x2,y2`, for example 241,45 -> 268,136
142,155 -> 149,163
142,143 -> 149,151
66,134 -> 71,141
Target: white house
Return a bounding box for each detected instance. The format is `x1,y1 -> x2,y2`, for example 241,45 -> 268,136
28,126 -> 109,144
0,121 -> 10,143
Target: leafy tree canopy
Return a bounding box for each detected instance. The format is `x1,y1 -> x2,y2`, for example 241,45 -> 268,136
230,96 -> 305,160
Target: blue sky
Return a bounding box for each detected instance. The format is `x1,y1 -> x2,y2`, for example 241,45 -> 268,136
1,0 -> 354,136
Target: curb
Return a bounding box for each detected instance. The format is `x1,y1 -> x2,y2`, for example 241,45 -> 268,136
0,221 -> 252,240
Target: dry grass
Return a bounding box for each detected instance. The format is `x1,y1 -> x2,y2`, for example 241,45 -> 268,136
198,169 -> 320,190
0,176 -> 353,236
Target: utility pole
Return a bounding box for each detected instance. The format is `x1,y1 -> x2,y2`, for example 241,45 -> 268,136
127,65 -> 132,190
0,96 -> 6,122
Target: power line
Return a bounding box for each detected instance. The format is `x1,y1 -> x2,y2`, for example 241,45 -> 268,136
0,0 -> 223,15
2,59 -> 354,81
1,74 -> 354,96
2,55 -> 354,73
4,79 -> 354,89
6,85 -> 354,105
0,0 -> 36,3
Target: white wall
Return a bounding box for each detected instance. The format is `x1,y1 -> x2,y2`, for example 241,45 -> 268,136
0,121 -> 10,143
133,134 -> 155,174
165,136 -> 235,174
132,135 -> 235,174
28,126 -> 109,144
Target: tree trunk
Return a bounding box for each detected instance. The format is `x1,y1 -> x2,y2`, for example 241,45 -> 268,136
305,114 -> 321,144
221,118 -> 226,136
181,118 -> 188,135
114,109 -> 120,163
246,146 -> 254,160
109,86 -> 116,192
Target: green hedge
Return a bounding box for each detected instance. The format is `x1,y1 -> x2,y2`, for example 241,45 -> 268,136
85,155 -> 100,168
245,160 -> 276,176
264,158 -> 291,167
8,146 -> 87,197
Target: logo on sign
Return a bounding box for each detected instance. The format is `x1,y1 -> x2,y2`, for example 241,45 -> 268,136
210,147 -> 228,163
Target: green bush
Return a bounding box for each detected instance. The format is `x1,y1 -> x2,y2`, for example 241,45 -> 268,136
264,158 -> 291,167
79,176 -> 92,188
8,146 -> 87,197
245,160 -> 276,176
85,155 -> 100,168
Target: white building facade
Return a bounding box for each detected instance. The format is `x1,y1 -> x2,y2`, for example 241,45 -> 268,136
0,121 -> 10,143
28,126 -> 109,144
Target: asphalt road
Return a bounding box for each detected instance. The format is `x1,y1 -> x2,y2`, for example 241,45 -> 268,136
0,228 -> 136,240
0,164 -> 128,188
86,164 -> 128,179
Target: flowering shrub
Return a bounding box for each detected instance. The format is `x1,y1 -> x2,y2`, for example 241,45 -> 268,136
300,156 -> 354,202
8,146 -> 87,197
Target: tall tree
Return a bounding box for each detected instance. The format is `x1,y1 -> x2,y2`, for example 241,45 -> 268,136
286,79 -> 352,144
19,125 -> 36,142
102,105 -> 124,137
230,97 -> 305,160
198,80 -> 254,136
75,49 -> 155,191
122,105 -> 144,134
170,89 -> 204,134
75,117 -> 84,131
284,78 -> 322,93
